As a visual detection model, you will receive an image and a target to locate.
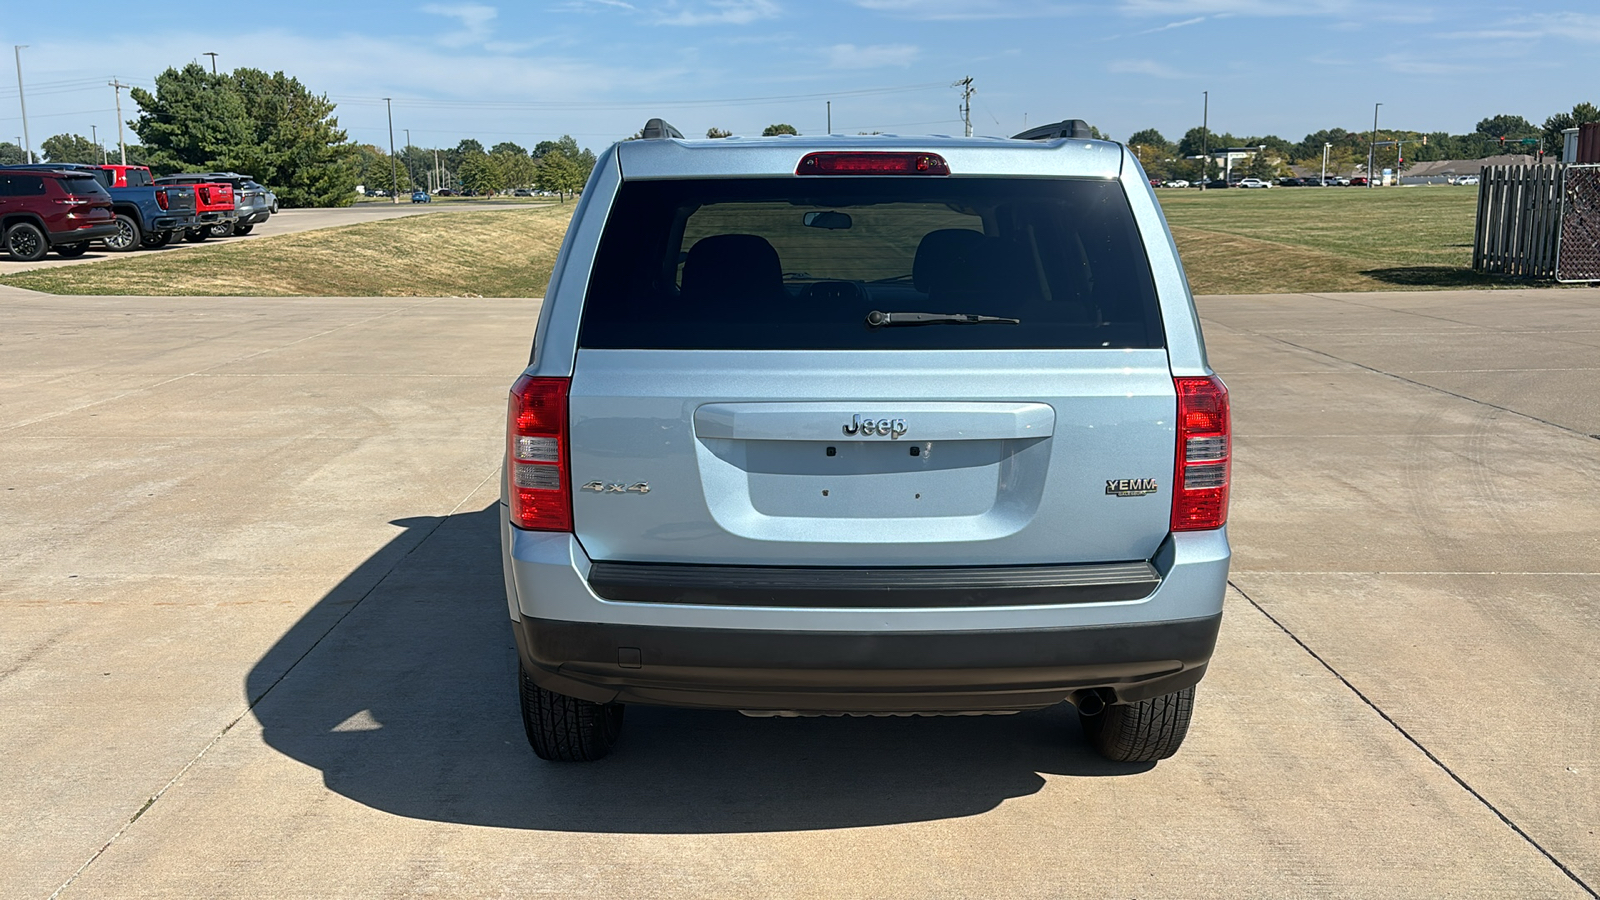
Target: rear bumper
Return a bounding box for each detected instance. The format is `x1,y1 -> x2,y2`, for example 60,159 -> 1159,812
504,517 -> 1230,711
195,212 -> 238,225
150,214 -> 199,231
241,210 -> 270,225
50,222 -> 119,244
514,613 -> 1220,710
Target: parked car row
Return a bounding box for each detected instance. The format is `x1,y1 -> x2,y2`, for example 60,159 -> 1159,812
0,162 -> 276,261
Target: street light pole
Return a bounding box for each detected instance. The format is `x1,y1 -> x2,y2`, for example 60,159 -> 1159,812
203,52 -> 218,75
1369,102 -> 1381,189
1200,90 -> 1209,191
1322,141 -> 1331,185
385,98 -> 399,204
14,46 -> 32,163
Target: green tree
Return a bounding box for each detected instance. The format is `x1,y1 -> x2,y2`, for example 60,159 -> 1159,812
492,146 -> 537,189
129,62 -> 253,173
1544,102 -> 1600,161
762,123 -> 799,136
230,68 -> 357,207
706,127 -> 732,139
1126,129 -> 1173,153
41,133 -> 104,164
534,149 -> 585,200
0,141 -> 26,164
458,151 -> 507,195
130,63 -> 356,207
353,144 -> 411,195
1475,114 -> 1537,138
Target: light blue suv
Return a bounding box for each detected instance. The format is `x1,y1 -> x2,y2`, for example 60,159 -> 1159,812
502,119 -> 1231,763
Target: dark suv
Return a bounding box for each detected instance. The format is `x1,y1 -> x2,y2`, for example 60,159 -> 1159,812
0,168 -> 118,261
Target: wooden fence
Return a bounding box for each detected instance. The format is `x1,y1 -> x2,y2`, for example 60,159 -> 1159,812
1473,165 -> 1563,278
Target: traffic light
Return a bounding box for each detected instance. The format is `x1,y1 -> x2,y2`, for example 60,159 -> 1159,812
1499,136 -> 1506,148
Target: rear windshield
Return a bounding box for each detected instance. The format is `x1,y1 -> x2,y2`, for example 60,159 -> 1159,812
62,176 -> 110,197
578,177 -> 1163,351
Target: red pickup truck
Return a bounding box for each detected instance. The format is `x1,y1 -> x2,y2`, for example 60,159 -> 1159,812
153,175 -> 237,242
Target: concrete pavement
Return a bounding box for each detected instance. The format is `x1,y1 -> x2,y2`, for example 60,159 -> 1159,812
1,284 -> 1596,897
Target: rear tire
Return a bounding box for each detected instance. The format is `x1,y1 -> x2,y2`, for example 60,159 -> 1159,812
231,223 -> 254,236
3,222 -> 48,262
55,241 -> 90,257
104,213 -> 142,252
141,230 -> 174,249
208,222 -> 234,239
183,228 -> 209,243
1080,686 -> 1195,763
518,665 -> 624,762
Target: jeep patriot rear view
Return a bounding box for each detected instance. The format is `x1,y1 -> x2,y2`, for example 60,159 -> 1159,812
502,119 -> 1231,763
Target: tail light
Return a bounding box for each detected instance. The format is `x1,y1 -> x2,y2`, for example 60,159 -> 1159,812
156,188 -> 170,210
1171,375 -> 1231,531
507,375 -> 572,531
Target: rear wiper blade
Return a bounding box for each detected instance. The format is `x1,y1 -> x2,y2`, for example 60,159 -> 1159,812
866,310 -> 1020,327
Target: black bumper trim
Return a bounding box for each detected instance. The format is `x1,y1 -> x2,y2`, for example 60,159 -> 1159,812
51,224 -> 119,244
514,614 -> 1220,710
587,560 -> 1160,608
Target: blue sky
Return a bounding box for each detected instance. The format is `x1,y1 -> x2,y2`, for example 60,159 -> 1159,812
1,1 -> 1595,157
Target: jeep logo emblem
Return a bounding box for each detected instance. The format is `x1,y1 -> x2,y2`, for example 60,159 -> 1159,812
842,415 -> 908,439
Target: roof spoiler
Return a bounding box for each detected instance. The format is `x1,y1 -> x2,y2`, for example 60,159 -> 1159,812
639,118 -> 684,140
1011,119 -> 1094,141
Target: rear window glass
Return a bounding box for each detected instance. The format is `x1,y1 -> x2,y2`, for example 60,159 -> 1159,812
125,168 -> 153,187
578,177 -> 1163,351
62,176 -> 110,197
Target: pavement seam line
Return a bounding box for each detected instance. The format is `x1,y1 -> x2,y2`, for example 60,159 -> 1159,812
1205,317 -> 1599,443
45,467 -> 499,900
1229,578 -> 1599,898
2,297 -> 447,434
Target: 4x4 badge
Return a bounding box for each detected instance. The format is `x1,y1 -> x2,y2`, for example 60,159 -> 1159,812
581,482 -> 650,494
1106,478 -> 1158,497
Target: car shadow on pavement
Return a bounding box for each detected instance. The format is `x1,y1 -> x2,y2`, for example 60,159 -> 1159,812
247,505 -> 1151,834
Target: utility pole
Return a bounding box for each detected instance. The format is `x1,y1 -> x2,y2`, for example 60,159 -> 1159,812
14,46 -> 31,163
953,76 -> 974,137
1369,102 -> 1381,189
203,52 -> 218,75
826,101 -> 831,135
110,80 -> 130,165
1200,90 -> 1209,191
384,98 -> 399,203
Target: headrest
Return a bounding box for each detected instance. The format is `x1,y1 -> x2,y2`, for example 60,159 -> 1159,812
681,234 -> 784,303
913,229 -> 989,295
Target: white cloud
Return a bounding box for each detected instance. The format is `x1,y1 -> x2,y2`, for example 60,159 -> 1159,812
1108,58 -> 1188,79
656,0 -> 781,25
825,44 -> 919,68
421,3 -> 499,47
1138,15 -> 1205,32
1118,0 -> 1352,16
1444,12 -> 1600,43
850,0 -> 1078,20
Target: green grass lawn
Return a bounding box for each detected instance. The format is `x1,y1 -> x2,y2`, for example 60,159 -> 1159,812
1,184 -> 1521,298
0,206 -> 574,297
1157,184 -> 1501,294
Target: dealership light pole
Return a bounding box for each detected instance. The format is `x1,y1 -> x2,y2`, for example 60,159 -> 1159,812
14,46 -> 32,163
110,80 -> 129,164
384,98 -> 399,203
1200,90 -> 1209,191
1369,102 -> 1381,189
1322,141 -> 1331,185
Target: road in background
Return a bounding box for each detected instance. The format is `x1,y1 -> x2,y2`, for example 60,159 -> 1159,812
1,285 -> 1596,898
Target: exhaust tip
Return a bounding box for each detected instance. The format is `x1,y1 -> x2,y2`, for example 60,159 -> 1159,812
1074,690 -> 1108,717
